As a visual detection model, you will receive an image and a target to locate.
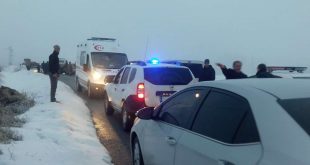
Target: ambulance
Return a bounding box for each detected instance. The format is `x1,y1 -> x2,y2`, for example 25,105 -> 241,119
75,37 -> 128,98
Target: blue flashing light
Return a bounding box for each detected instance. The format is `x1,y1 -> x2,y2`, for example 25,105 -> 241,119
150,58 -> 159,64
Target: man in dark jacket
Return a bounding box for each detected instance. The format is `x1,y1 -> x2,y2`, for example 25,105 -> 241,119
199,59 -> 215,81
49,45 -> 60,102
216,60 -> 248,79
251,64 -> 281,78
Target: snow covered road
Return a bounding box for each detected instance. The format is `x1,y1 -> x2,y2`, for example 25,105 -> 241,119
0,69 -> 112,165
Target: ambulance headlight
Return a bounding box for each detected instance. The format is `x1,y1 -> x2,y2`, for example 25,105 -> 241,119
92,71 -> 102,80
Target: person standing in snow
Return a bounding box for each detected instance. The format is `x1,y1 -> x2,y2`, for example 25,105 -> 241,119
216,60 -> 248,79
199,59 -> 216,81
250,63 -> 282,78
49,45 -> 60,102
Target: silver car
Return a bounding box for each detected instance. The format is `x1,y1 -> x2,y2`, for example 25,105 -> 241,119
130,79 -> 310,165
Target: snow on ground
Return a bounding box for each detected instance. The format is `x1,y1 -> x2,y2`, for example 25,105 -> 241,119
0,69 -> 112,165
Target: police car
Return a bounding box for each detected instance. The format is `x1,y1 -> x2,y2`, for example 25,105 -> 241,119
104,59 -> 197,131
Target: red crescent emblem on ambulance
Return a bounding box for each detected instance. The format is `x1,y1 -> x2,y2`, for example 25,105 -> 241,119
94,45 -> 104,51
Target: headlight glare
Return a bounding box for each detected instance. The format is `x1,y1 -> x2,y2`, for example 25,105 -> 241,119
92,71 -> 102,80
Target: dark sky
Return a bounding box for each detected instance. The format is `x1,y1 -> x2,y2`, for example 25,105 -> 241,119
1,0 -> 309,74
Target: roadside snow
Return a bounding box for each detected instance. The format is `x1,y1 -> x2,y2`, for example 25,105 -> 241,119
0,70 -> 112,165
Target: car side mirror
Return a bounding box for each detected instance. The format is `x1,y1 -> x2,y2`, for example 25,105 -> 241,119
136,107 -> 154,120
83,64 -> 89,72
104,76 -> 115,84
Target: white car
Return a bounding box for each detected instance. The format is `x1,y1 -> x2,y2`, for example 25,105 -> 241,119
268,66 -> 310,79
131,79 -> 310,165
104,61 -> 197,131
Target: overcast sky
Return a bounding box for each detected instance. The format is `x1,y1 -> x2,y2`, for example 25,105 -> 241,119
0,0 -> 309,74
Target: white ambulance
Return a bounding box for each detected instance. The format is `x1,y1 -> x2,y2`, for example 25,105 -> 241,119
75,37 -> 128,98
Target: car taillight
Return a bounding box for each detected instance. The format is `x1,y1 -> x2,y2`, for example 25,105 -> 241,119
137,83 -> 145,99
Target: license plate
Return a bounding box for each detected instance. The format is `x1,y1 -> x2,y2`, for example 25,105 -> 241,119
156,91 -> 176,102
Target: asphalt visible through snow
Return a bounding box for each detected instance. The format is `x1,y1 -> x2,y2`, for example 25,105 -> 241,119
59,75 -> 131,165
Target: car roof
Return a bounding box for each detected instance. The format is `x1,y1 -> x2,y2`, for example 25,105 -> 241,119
197,79 -> 310,99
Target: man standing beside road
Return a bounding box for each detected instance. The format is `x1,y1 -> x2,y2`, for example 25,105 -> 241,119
199,59 -> 215,81
49,45 -> 60,102
250,63 -> 282,78
217,60 -> 248,79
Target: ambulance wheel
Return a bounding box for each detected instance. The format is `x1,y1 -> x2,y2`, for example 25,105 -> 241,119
88,83 -> 95,98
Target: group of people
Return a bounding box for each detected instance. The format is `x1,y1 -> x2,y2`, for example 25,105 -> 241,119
199,59 -> 281,81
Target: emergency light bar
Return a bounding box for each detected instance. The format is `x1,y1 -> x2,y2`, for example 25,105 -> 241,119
268,66 -> 308,73
87,37 -> 116,41
150,58 -> 159,64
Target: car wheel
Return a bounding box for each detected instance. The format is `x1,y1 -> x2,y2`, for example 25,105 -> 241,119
132,137 -> 144,165
76,77 -> 82,92
122,104 -> 133,132
104,93 -> 114,115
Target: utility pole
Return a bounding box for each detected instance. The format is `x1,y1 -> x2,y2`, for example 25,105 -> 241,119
8,46 -> 13,65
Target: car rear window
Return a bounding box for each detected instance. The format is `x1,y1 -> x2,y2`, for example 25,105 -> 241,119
278,98 -> 310,135
144,67 -> 193,85
181,63 -> 203,78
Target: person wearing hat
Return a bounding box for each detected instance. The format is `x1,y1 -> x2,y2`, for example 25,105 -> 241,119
48,45 -> 60,102
199,59 -> 216,81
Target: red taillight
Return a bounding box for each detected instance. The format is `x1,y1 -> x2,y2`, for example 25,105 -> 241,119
138,93 -> 144,99
137,83 -> 145,99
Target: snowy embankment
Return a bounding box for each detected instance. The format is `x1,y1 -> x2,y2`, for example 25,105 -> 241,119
0,69 -> 112,165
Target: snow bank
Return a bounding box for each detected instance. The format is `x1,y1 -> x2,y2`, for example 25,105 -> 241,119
0,70 -> 112,165
2,65 -> 21,73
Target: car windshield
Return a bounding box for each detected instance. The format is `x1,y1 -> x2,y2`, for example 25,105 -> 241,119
278,98 -> 310,135
144,67 -> 193,85
91,52 -> 128,69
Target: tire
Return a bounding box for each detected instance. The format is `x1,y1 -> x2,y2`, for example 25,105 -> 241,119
104,93 -> 114,115
122,104 -> 134,132
132,137 -> 144,165
87,83 -> 95,98
75,77 -> 82,92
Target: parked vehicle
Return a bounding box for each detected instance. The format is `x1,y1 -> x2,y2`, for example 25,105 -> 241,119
104,60 -> 197,131
75,37 -> 128,98
268,66 -> 310,79
131,79 -> 310,165
161,60 -> 204,79
59,58 -> 67,74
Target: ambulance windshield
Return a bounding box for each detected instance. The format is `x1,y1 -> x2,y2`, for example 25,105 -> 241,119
91,52 -> 128,69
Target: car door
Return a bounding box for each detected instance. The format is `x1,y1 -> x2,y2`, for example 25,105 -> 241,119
141,88 -> 208,165
110,68 -> 124,110
174,89 -> 263,165
117,67 -> 131,107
